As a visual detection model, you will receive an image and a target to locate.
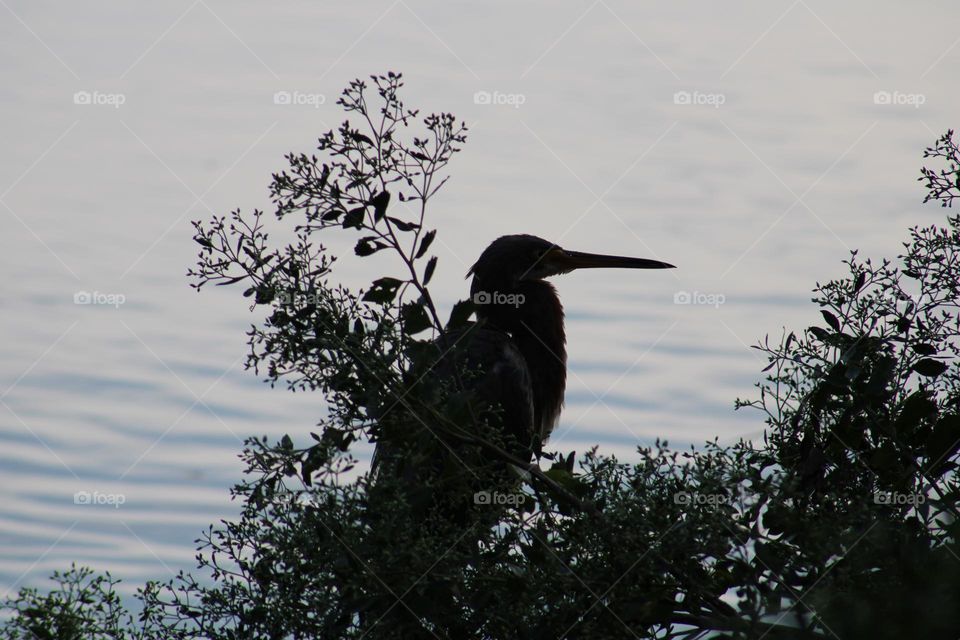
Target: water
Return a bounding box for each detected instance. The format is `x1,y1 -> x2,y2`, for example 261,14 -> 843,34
2,0 -> 957,600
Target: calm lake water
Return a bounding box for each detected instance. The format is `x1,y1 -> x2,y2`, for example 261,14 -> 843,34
2,0 -> 958,598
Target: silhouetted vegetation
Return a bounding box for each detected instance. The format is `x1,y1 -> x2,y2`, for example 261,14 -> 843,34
3,77 -> 960,639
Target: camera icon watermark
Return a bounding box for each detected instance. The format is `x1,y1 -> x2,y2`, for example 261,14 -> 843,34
73,490 -> 126,508
276,291 -> 323,307
874,491 -> 925,506
673,290 -> 725,308
74,290 -> 126,308
73,90 -> 126,109
873,90 -> 925,108
274,489 -> 318,507
474,490 -> 528,506
273,90 -> 326,108
473,90 -> 526,109
473,290 -> 525,308
872,290 -> 919,314
674,491 -> 728,506
673,90 -> 725,108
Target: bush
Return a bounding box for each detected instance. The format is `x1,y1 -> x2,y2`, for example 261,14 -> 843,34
4,79 -> 959,639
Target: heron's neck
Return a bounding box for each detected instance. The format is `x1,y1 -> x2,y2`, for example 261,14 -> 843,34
511,281 -> 567,446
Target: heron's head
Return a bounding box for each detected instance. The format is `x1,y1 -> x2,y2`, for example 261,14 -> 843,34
467,234 -> 675,292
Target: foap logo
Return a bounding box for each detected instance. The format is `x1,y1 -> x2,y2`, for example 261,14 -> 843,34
473,90 -> 526,109
474,491 -> 528,506
674,290 -> 725,308
74,290 -> 126,308
875,290 -> 919,313
73,90 -> 126,109
74,490 -> 126,508
873,90 -> 925,108
273,90 -> 326,108
276,291 -> 323,307
875,491 -> 926,506
275,490 -> 318,507
674,491 -> 728,506
473,291 -> 525,308
673,90 -> 725,108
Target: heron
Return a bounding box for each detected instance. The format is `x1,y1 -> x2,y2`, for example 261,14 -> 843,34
461,234 -> 675,461
373,234 -> 675,484
364,234 -> 674,631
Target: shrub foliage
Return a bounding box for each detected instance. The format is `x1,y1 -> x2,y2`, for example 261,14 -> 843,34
4,81 -> 960,639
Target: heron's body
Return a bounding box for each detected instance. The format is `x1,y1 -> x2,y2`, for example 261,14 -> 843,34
364,234 -> 673,634
439,326 -> 539,456
373,234 -> 673,478
463,282 -> 567,454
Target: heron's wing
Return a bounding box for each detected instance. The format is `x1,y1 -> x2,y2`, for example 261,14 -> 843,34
439,326 -> 536,458
372,325 -> 536,476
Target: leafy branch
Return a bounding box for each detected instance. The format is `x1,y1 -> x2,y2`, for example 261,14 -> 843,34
920,128 -> 960,208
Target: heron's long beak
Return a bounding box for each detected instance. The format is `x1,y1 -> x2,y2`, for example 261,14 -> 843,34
549,248 -> 675,272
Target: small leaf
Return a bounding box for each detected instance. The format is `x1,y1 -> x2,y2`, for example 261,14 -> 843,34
370,191 -> 390,221
254,286 -> 275,304
355,237 -> 387,257
415,230 -> 436,260
820,310 -> 841,332
808,326 -> 832,342
362,277 -> 404,305
423,256 -> 438,285
343,207 -> 365,229
401,303 -> 432,335
321,208 -> 343,222
913,343 -> 938,356
345,177 -> 367,191
387,216 -> 419,232
351,132 -> 375,146
896,315 -> 912,332
913,358 -> 948,377
216,275 -> 248,286
446,299 -> 475,330
853,271 -> 866,293
321,427 -> 353,452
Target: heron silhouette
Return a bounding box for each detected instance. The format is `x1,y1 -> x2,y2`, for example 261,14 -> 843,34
373,234 -> 675,483
462,234 -> 675,460
363,234 -> 675,638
